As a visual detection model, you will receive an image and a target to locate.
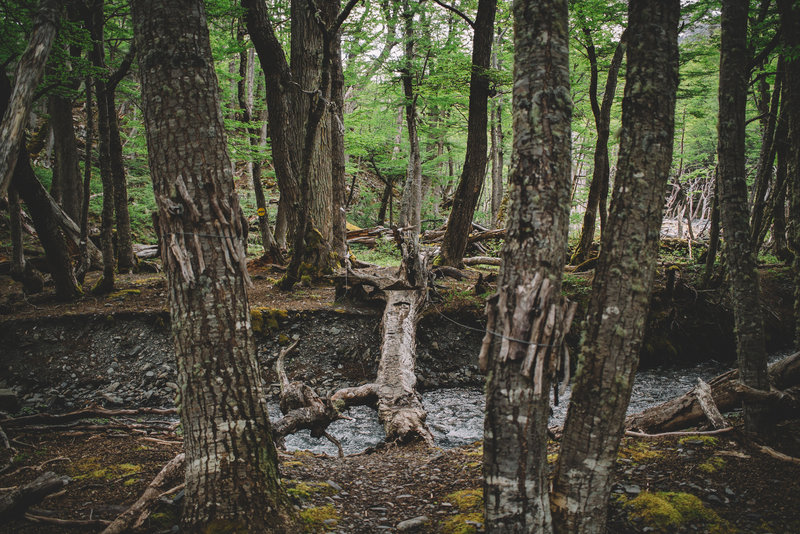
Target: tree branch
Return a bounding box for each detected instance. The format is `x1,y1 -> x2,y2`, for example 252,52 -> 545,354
431,0 -> 475,29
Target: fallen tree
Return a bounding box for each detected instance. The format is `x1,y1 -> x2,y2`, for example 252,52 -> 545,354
626,351 -> 800,433
0,471 -> 70,523
332,231 -> 434,444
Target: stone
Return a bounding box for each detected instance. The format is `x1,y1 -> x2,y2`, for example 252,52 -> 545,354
396,516 -> 430,531
624,484 -> 641,495
326,480 -> 343,491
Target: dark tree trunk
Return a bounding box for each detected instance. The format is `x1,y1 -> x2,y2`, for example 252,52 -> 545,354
76,75 -> 94,282
551,3 -> 679,533
132,1 -> 295,530
749,59 -> 782,250
570,32 -> 627,265
398,0 -> 423,234
439,0 -> 496,266
236,37 -> 282,263
0,0 -> 60,197
48,94 -> 82,222
482,0 -> 573,530
106,47 -> 137,273
717,0 -> 771,432
88,0 -> 115,293
8,186 -> 25,277
330,9 -> 348,260
1,71 -> 81,300
777,0 -> 800,346
704,172 -> 721,286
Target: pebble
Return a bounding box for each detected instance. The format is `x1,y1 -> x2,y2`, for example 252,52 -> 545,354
396,516 -> 430,531
326,480 -> 343,491
624,484 -> 641,495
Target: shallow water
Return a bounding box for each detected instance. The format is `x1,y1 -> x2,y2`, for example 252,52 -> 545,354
274,352 -> 790,456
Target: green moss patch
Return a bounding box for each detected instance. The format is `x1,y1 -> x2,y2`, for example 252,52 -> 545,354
698,455 -> 726,474
441,512 -> 483,534
70,457 -> 141,481
285,480 -> 338,501
624,491 -> 734,533
618,441 -> 662,464
250,307 -> 288,334
300,504 -> 339,532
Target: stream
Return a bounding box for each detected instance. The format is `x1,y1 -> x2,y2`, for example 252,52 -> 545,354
277,356 -> 787,456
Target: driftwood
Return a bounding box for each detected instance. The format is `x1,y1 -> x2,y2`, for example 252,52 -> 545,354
271,341 -> 348,457
101,453 -> 185,534
332,232 -> 434,444
0,471 -> 70,523
626,351 -> 800,433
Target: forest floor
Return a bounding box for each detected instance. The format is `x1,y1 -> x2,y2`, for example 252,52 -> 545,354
1,254 -> 799,533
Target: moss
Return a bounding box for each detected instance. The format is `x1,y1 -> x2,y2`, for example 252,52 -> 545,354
70,458 -> 142,481
618,441 -> 661,464
108,288 -> 141,299
300,504 -> 338,532
625,491 -> 734,533
149,511 -> 176,528
286,480 -> 338,501
123,477 -> 139,486
446,489 -> 482,511
441,512 -> 483,534
698,455 -> 726,474
250,307 -> 288,334
300,274 -> 312,287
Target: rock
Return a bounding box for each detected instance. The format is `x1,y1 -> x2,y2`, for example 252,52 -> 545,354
326,480 -> 343,491
166,382 -> 179,391
102,392 -> 123,405
624,484 -> 641,495
396,516 -> 430,531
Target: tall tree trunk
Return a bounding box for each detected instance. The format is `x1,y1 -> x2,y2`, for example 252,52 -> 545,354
749,59 -> 782,250
704,170 -> 721,285
237,36 -> 282,263
76,75 -> 94,282
398,0 -> 423,234
439,0 -> 497,266
8,186 -> 25,278
777,0 -> 800,347
489,32 -> 505,230
570,32 -> 627,265
482,0 -> 572,530
132,0 -> 295,530
330,9 -> 348,260
48,94 -> 82,222
551,2 -> 679,532
106,47 -> 137,273
88,0 -> 115,293
717,0 -> 771,433
0,0 -> 60,197
1,70 -> 80,300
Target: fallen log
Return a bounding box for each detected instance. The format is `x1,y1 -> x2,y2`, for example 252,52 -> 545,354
133,243 -> 159,260
271,341 -> 348,457
462,256 -> 501,267
101,453 -> 184,534
0,471 -> 69,523
332,232 -> 434,444
626,351 -> 800,433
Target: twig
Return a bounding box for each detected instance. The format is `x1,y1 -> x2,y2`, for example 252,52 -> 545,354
25,513 -> 111,527
754,444 -> 800,465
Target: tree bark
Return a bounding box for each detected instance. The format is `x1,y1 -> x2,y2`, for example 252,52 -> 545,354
105,47 -> 137,273
438,0 -> 496,266
717,0 -> 771,433
777,0 -> 800,346
398,0 -> 423,235
0,0 -> 60,198
551,3 -> 679,533
87,0 -> 115,293
48,93 -> 82,222
481,0 -> 573,530
570,31 -> 627,265
132,1 -> 295,530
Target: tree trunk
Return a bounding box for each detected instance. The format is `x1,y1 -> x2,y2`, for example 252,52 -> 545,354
704,170 -> 721,285
132,1 -> 295,530
438,0 -> 496,266
717,0 -> 770,433
777,0 -> 800,346
88,0 -> 116,293
48,94 -> 82,222
0,0 -> 60,197
330,10 -> 348,260
398,0 -> 423,235
570,32 -> 626,265
1,70 -> 81,300
8,186 -> 25,278
106,47 -> 137,273
481,0 -> 573,530
551,3 -> 679,533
